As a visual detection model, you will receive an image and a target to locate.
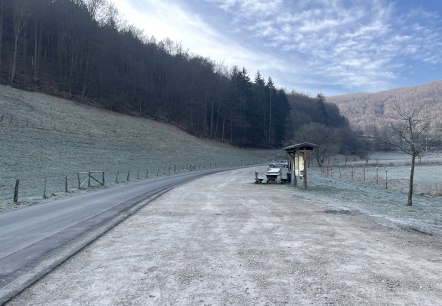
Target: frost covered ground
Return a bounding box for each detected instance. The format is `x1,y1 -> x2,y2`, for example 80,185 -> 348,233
341,151 -> 442,195
0,85 -> 272,211
309,167 -> 442,236
317,151 -> 442,235
8,167 -> 441,305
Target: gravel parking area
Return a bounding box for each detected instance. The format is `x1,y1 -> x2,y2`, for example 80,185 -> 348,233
8,167 -> 442,305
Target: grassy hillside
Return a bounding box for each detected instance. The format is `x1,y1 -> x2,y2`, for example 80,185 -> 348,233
327,80 -> 442,134
0,85 -> 274,211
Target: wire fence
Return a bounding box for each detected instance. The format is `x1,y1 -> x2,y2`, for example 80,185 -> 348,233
321,161 -> 442,198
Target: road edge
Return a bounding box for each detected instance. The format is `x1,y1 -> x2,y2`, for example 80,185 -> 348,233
0,185 -> 176,305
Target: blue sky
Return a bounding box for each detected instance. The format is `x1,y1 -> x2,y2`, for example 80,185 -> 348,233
113,0 -> 442,96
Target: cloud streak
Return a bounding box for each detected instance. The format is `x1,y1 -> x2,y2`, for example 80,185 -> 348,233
206,0 -> 442,94
115,0 -> 442,95
113,0 -> 299,88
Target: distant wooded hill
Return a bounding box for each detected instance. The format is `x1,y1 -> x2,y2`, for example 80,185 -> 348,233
327,80 -> 442,135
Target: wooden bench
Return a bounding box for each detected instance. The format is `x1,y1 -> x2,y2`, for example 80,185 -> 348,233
254,171 -> 264,184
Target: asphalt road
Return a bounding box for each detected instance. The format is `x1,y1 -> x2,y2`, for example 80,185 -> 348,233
0,169 -> 221,304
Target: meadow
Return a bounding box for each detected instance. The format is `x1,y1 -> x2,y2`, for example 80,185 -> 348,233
311,152 -> 442,235
0,85 -> 272,211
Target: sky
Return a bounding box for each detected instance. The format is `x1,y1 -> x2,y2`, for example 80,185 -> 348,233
112,0 -> 442,96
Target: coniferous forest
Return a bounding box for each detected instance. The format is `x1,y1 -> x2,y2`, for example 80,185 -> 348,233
0,0 -> 361,151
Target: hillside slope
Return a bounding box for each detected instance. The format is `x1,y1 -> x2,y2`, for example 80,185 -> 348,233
327,80 -> 442,134
0,85 -> 271,210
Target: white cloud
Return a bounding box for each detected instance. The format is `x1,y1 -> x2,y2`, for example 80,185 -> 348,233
113,0 -> 298,87
206,0 -> 442,93
114,0 -> 442,94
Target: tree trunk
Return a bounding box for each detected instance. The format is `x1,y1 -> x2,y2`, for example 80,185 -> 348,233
22,24 -> 27,73
10,2 -> 27,83
0,0 -> 4,79
221,117 -> 225,142
407,154 -> 416,206
214,97 -> 220,140
230,118 -> 233,143
33,19 -> 41,83
10,34 -> 19,82
68,54 -> 75,97
209,99 -> 214,139
81,52 -> 90,103
268,91 -> 272,145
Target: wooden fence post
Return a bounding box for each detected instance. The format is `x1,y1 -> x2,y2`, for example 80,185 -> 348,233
102,172 -> 105,185
376,166 -> 379,184
116,171 -> 119,183
43,177 -> 48,199
363,166 -> 366,182
65,176 -> 68,192
157,168 -> 160,176
88,172 -> 91,187
127,171 -> 130,181
13,179 -> 19,203
77,172 -> 81,189
146,169 -> 149,178
137,170 -> 140,180
385,167 -> 388,189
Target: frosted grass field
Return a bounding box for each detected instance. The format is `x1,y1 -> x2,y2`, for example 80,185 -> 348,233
313,152 -> 442,235
0,85 -> 273,211
309,169 -> 442,236
329,152 -> 442,196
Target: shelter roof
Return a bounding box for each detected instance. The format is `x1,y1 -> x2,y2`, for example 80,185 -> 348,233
283,142 -> 319,152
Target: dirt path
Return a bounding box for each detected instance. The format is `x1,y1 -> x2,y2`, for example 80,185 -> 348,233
8,167 -> 442,305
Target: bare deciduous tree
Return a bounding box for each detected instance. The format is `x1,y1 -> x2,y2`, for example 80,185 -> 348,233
10,0 -> 29,82
292,122 -> 339,168
0,0 -> 4,75
381,103 -> 436,206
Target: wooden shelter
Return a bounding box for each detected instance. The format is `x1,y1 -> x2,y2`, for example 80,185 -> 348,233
283,142 -> 319,190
